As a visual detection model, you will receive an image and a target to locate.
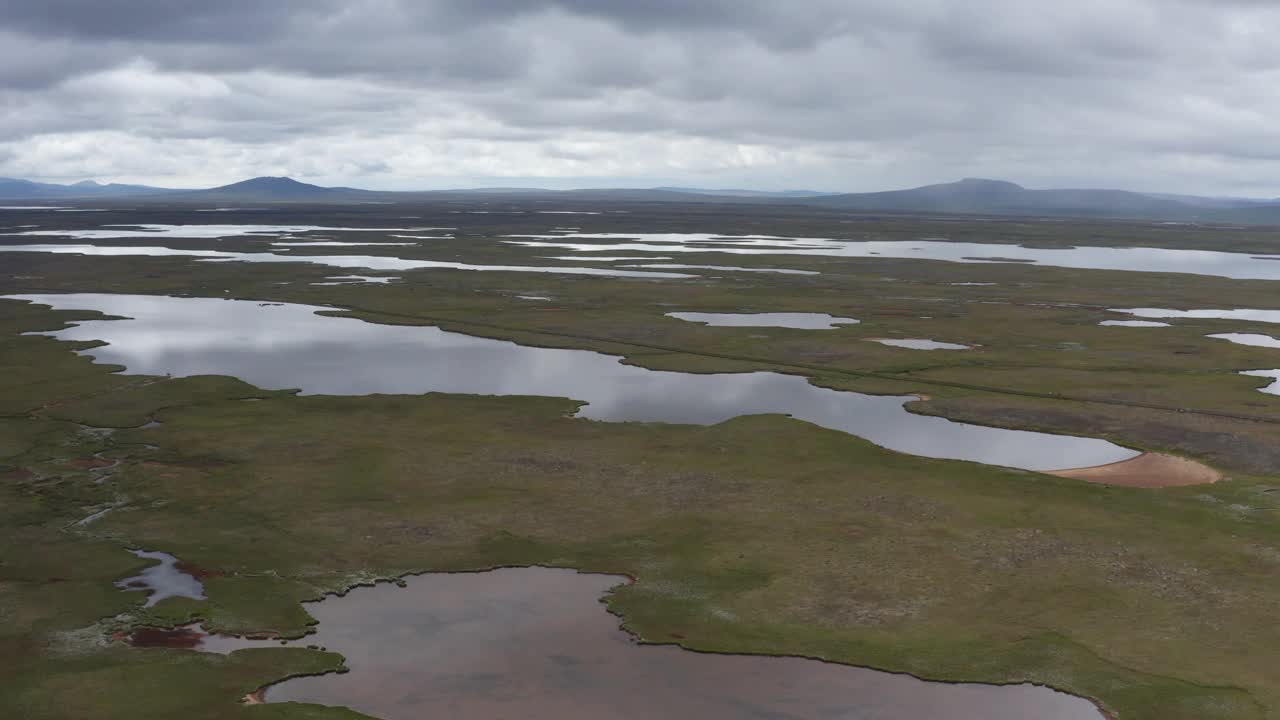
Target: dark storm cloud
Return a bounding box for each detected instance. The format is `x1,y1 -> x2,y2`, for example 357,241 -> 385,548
0,0 -> 343,42
0,1 -> 1278,193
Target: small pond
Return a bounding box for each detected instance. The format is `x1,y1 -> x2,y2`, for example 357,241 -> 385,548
115,550 -> 205,607
871,338 -> 973,350
312,275 -> 401,285
1207,333 -> 1280,348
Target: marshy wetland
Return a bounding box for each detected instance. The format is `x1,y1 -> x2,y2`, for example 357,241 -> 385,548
4,202 -> 1280,720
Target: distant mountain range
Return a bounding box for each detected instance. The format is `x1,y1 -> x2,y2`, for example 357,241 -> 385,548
4,174 -> 1280,223
809,178 -> 1280,217
0,177 -> 174,199
809,178 -> 1186,215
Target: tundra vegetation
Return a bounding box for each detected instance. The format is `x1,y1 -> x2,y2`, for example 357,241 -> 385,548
3,202 -> 1280,719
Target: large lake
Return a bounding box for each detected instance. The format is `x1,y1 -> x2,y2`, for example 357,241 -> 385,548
8,293 -> 1135,472
508,233 -> 1280,281
7,223 -> 1280,281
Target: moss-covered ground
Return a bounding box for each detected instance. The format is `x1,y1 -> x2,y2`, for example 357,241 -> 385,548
3,202 -> 1280,719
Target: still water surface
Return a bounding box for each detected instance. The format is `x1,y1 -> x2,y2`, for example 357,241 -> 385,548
8,293 -> 1135,471
1099,320 -> 1170,327
6,224 -> 441,239
115,550 -> 205,607
1207,333 -> 1280,348
1113,307 -> 1280,323
1243,370 -> 1280,395
1205,334 -> 1280,395
507,233 -> 1280,281
0,244 -> 692,278
261,567 -> 1104,720
871,339 -> 972,350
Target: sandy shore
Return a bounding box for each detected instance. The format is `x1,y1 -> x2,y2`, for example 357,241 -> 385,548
1051,452 -> 1221,488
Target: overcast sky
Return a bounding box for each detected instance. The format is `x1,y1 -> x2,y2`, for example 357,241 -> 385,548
2,0 -> 1278,194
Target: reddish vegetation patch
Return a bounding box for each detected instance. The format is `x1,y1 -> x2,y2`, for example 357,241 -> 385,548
129,626 -> 206,649
1052,452 -> 1221,488
0,468 -> 35,482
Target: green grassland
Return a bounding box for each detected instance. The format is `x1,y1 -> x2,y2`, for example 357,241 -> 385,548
3,205 -> 1280,719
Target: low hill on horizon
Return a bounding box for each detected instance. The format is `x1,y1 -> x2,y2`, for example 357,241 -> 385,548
805,178 -> 1195,217
173,176 -> 373,201
4,174 -> 1280,223
0,177 -> 172,200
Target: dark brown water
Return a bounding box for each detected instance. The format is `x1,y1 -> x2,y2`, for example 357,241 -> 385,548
264,567 -> 1103,720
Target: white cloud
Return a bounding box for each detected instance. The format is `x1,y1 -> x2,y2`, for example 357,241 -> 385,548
1,0 -> 1279,194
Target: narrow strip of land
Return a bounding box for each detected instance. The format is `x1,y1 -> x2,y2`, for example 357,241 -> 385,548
335,302 -> 1280,427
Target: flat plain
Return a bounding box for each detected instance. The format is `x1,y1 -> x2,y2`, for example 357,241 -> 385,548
3,200 -> 1280,719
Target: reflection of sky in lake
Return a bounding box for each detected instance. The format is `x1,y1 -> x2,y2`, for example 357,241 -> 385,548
1243,370 -> 1280,395
1188,332 -> 1280,397
1206,334 -> 1280,395
1207,333 -> 1280,348
506,233 -> 1280,281
871,338 -> 972,350
1114,308 -> 1280,323
667,312 -> 859,329
264,568 -> 1104,720
9,293 -> 1135,472
6,224 -> 444,239
114,550 -> 205,607
0,245 -> 692,278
